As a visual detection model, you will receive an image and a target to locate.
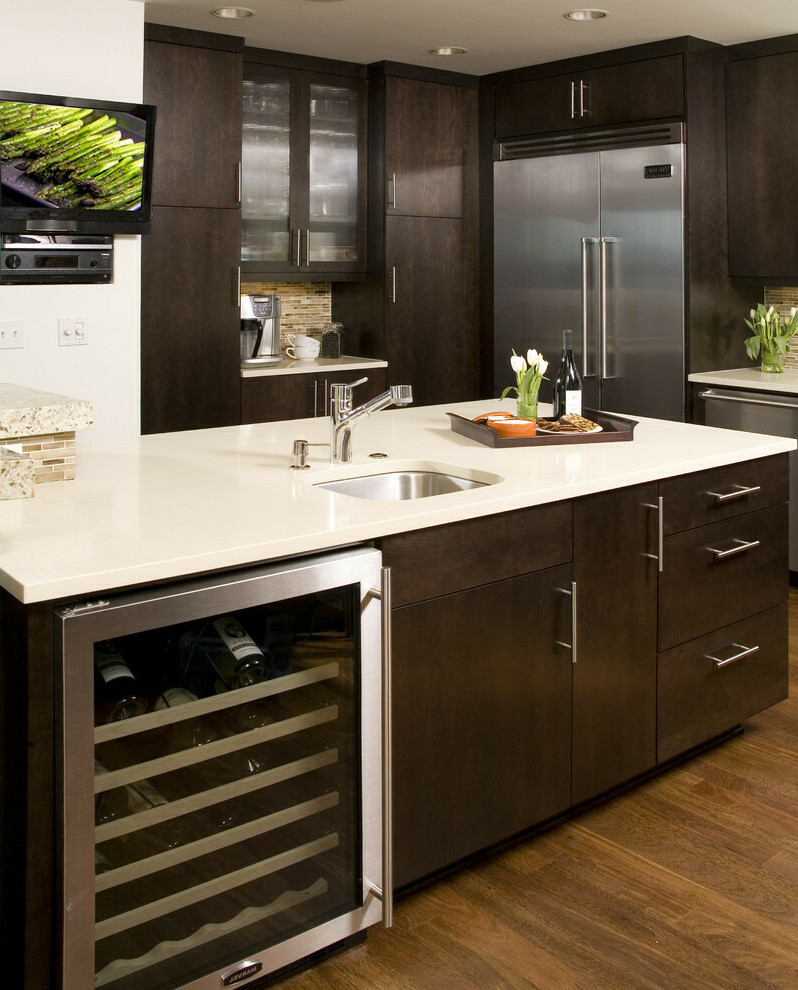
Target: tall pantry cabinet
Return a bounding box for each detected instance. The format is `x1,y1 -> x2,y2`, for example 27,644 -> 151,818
141,26 -> 243,435
334,66 -> 480,406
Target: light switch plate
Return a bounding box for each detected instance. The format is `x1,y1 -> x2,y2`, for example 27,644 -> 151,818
59,317 -> 88,346
0,320 -> 24,349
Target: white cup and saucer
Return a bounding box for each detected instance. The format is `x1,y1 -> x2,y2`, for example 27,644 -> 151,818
285,333 -> 320,361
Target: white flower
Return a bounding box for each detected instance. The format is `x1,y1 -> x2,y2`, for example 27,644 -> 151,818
527,348 -> 538,368
510,354 -> 526,374
538,358 -> 548,375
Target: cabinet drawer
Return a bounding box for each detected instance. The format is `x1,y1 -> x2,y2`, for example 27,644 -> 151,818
658,504 -> 788,650
380,501 -> 572,607
657,604 -> 788,762
660,455 -> 787,534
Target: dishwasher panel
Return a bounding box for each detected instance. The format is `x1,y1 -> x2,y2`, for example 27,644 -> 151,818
699,387 -> 798,569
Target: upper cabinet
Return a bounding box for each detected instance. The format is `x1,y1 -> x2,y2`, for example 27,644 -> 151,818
145,34 -> 243,209
726,40 -> 798,281
495,54 -> 684,139
385,76 -> 465,218
241,55 -> 367,277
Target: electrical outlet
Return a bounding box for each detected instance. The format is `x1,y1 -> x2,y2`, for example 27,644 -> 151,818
59,317 -> 88,347
0,320 -> 24,349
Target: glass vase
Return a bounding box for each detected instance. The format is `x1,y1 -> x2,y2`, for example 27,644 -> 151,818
517,396 -> 538,420
760,346 -> 785,373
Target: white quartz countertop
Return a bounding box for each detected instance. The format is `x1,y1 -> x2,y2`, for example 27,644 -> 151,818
240,355 -> 387,378
0,398 -> 794,604
689,367 -> 798,394
0,382 -> 93,438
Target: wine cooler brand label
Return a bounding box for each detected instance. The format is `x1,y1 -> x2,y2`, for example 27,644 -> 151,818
644,164 -> 673,178
221,961 -> 263,986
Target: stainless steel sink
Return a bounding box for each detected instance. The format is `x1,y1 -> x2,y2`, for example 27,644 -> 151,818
316,470 -> 488,501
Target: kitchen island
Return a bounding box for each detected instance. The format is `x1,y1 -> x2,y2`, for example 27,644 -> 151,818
1,399 -> 794,990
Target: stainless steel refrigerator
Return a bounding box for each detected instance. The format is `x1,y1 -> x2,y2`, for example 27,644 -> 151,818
494,127 -> 686,420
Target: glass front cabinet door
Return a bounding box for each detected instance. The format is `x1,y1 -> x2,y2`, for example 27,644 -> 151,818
56,547 -> 387,990
241,65 -> 367,276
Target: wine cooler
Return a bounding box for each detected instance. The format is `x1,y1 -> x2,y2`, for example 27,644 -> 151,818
55,547 -> 388,990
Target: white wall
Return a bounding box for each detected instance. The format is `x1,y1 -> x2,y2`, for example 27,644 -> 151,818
0,0 -> 144,442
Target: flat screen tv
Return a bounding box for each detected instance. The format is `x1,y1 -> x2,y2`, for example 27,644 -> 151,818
0,90 -> 155,235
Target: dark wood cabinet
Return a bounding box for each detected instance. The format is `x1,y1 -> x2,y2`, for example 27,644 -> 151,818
391,564 -> 573,888
726,47 -> 798,279
240,368 -> 387,424
332,67 -> 479,405
571,483 -> 658,805
144,35 -> 243,209
142,205 -> 241,434
385,215 -> 469,405
495,55 -> 684,139
141,27 -> 244,434
385,76 -> 466,218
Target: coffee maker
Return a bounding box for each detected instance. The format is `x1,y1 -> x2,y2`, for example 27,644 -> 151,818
240,294 -> 283,367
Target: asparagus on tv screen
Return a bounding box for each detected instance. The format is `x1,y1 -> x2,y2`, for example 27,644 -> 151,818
0,100 -> 145,211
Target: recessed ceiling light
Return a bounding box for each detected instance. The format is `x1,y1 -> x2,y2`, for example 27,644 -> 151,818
211,7 -> 255,18
564,9 -> 610,20
429,47 -> 469,56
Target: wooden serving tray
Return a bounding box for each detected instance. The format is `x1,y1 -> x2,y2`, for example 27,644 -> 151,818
447,408 -> 638,448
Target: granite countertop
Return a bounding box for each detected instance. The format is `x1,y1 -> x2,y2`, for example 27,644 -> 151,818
0,399 -> 793,605
240,355 -> 388,378
0,383 -> 93,439
688,367 -> 798,395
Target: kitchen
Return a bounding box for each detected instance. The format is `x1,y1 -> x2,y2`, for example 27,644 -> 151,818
3,1 -> 798,989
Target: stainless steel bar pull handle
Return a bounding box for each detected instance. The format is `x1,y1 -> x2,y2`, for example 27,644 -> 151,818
294,229 -> 301,267
704,643 -> 760,668
708,538 -> 761,560
581,237 -> 598,377
699,389 -> 798,412
556,581 -> 578,663
304,229 -> 311,266
365,567 -> 394,927
580,80 -> 589,117
389,172 -> 397,210
599,237 -> 616,380
570,81 -> 577,119
707,484 -> 762,504
390,266 -> 397,303
232,266 -> 241,307
643,497 -> 664,572
235,161 -> 242,204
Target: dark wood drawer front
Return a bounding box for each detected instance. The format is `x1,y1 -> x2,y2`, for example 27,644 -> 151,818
658,504 -> 788,651
657,604 -> 788,762
381,501 -> 572,607
660,455 -> 788,535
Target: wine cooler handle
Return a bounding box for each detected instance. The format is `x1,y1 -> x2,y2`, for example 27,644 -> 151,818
365,565 -> 393,927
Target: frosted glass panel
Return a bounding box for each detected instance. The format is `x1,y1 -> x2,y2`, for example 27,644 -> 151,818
241,78 -> 292,263
308,83 -> 359,264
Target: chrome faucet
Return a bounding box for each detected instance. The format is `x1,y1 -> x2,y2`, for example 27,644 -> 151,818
330,377 -> 413,463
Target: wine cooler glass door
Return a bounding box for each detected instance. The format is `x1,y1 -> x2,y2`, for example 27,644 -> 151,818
56,546 -> 384,990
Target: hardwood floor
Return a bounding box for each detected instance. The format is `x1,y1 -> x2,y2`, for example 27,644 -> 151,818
280,589 -> 798,990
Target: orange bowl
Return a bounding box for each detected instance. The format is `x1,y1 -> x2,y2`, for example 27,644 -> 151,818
472,410 -> 514,425
486,416 -> 537,438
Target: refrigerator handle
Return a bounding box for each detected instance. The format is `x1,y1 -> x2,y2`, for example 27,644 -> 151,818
581,237 -> 598,378
600,236 -> 617,381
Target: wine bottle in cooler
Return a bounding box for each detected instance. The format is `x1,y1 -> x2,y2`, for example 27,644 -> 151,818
552,329 -> 583,419
94,640 -> 148,724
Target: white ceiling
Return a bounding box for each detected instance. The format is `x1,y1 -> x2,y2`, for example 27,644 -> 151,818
140,0 -> 798,75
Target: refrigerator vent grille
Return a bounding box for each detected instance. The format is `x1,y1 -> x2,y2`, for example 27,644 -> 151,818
496,123 -> 684,161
